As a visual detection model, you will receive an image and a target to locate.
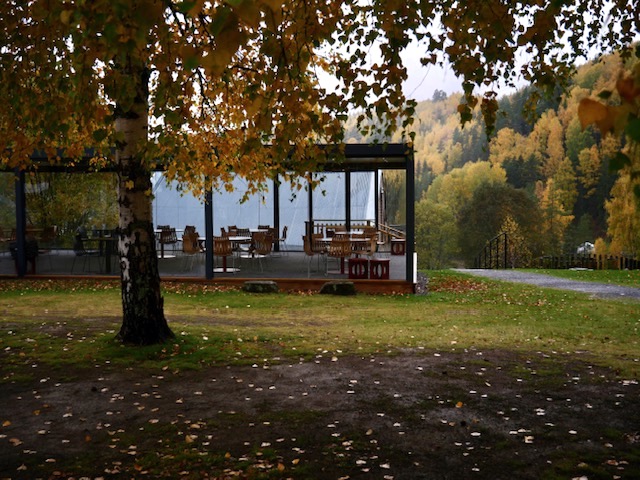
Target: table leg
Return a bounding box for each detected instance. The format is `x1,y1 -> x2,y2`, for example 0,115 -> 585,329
223,256 -> 227,272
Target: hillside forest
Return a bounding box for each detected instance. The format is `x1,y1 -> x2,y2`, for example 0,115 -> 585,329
344,52 -> 638,268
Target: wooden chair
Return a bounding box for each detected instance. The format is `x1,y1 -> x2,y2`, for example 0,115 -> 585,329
213,236 -> 235,273
304,234 -> 327,276
303,235 -> 318,277
250,232 -> 274,272
182,231 -> 202,271
240,232 -> 273,272
158,227 -> 178,258
326,236 -> 352,275
360,233 -> 378,258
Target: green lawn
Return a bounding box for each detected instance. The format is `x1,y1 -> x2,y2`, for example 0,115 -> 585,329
524,268 -> 640,287
2,272 -> 639,480
1,271 -> 639,377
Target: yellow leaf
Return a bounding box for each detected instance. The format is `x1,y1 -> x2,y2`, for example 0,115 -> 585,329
277,463 -> 285,472
235,1 -> 261,28
60,9 -> 72,25
188,0 -> 207,16
246,97 -> 263,117
578,98 -> 608,131
2,420 -> 10,427
124,180 -> 135,190
616,75 -> 640,103
261,0 -> 284,12
455,401 -> 464,408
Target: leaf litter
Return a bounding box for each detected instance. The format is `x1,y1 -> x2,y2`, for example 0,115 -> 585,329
1,349 -> 639,479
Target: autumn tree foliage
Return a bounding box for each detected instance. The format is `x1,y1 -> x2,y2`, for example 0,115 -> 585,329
0,1 -> 636,342
395,49 -> 638,267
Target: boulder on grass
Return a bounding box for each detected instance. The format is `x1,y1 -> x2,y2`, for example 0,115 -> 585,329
243,280 -> 279,293
320,281 -> 357,296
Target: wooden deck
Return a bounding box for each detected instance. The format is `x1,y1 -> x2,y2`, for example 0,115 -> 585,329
0,249 -> 415,294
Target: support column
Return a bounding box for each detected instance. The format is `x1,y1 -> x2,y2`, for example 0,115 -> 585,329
405,146 -> 415,285
345,171 -> 351,230
14,169 -> 26,277
273,177 -> 280,252
307,175 -> 314,238
205,183 -> 214,279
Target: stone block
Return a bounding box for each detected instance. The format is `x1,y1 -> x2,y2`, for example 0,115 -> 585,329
320,281 -> 357,296
242,280 -> 279,293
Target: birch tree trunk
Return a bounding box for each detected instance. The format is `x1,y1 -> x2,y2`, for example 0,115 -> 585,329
114,63 -> 174,345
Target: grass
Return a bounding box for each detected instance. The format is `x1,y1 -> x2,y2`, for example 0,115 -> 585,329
2,271 -> 639,480
1,270 -> 639,377
524,267 -> 640,287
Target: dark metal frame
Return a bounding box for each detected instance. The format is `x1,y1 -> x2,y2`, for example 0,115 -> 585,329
7,143 -> 415,284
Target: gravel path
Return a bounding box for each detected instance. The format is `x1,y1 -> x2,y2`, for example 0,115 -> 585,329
455,268 -> 640,300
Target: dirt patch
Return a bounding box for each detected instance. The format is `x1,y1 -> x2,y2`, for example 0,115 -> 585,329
1,349 -> 639,479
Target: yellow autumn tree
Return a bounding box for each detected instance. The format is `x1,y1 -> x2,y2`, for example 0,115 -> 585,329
536,178 -> 575,255
606,165 -> 640,257
500,215 -> 532,268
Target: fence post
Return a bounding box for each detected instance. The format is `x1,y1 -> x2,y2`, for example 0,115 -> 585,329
503,233 -> 508,268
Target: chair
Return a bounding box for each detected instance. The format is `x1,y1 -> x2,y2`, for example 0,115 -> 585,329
9,238 -> 39,274
184,225 -> 197,235
240,232 -> 273,272
303,234 -> 326,277
158,227 -> 178,258
326,237 -> 352,275
351,231 -> 377,258
237,228 -> 254,255
258,225 -> 271,231
182,231 -> 203,271
71,234 -> 102,273
277,225 -> 288,255
359,232 -> 378,258
255,233 -> 274,272
303,235 -> 317,277
213,236 -> 236,273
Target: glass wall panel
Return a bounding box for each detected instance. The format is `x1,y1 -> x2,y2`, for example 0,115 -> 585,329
312,172 -> 345,226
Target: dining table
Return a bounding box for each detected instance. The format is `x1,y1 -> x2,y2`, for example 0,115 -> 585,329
228,235 -> 252,251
